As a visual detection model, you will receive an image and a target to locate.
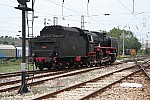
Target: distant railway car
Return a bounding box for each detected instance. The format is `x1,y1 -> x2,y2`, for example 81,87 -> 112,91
124,49 -> 136,55
0,44 -> 16,58
16,46 -> 29,57
125,49 -> 130,55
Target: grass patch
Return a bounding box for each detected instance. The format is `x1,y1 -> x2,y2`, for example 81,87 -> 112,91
0,65 -> 20,74
117,55 -> 133,60
0,58 -> 36,74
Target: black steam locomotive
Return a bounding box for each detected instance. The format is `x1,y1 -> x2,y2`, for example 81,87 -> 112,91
29,25 -> 118,70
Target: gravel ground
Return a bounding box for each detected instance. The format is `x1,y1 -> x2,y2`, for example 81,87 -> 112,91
49,68 -> 136,100
90,69 -> 150,100
0,63 -> 136,99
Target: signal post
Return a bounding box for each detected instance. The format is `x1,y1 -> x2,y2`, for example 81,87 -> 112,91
15,0 -> 33,94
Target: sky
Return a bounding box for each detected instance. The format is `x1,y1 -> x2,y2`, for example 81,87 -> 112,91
0,0 -> 150,44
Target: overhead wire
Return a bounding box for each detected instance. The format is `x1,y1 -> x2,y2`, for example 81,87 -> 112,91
145,3 -> 150,24
133,1 -> 150,36
0,29 -> 18,33
0,4 -> 14,8
115,0 -> 150,38
79,0 -> 139,30
46,0 -> 82,15
133,1 -> 150,34
44,0 -> 110,29
0,3 -> 21,25
116,0 -> 143,25
0,3 -> 22,35
81,0 -> 145,30
134,2 -> 146,29
0,1 -> 143,31
1,0 -> 149,36
79,0 -> 140,29
80,0 -> 103,15
37,0 -> 150,31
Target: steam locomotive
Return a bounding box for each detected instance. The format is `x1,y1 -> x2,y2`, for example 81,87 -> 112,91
29,25 -> 118,70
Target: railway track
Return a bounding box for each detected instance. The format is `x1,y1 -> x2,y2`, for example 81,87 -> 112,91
0,62 -> 122,93
133,57 -> 150,80
0,70 -> 67,87
31,59 -> 149,100
0,61 -> 123,79
32,65 -> 139,100
0,70 -> 56,79
1,58 -> 149,99
0,62 -> 131,98
0,66 -> 108,92
0,65 -> 100,85
90,58 -> 150,100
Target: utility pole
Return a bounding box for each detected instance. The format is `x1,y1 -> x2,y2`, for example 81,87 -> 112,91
146,34 -> 148,49
15,0 -> 33,94
122,31 -> 125,56
133,0 -> 134,13
44,18 -> 46,26
122,25 -> 127,56
81,15 -> 84,29
53,17 -> 58,25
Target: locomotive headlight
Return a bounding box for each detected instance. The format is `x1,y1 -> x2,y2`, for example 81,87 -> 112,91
32,53 -> 35,56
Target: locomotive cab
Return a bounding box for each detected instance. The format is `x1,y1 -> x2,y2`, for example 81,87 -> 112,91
90,31 -> 118,64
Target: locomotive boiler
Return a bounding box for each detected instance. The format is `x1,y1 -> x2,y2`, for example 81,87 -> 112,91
29,25 -> 118,70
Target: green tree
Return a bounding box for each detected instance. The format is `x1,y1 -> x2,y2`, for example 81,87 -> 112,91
3,41 -> 8,44
125,37 -> 141,51
11,42 -> 15,45
5,36 -> 8,39
108,27 -> 141,53
145,48 -> 150,54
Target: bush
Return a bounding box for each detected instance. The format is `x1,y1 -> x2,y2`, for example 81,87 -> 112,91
9,58 -> 16,62
145,48 -> 150,54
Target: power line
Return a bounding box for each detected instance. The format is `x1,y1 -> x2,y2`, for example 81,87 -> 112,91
80,0 -> 103,15
46,0 -> 82,15
116,0 -> 144,26
0,29 -> 18,33
44,0 -> 110,29
88,17 -> 111,28
79,0 -> 149,33
0,17 -> 20,18
99,18 -> 143,22
0,4 -> 14,8
145,3 -> 150,23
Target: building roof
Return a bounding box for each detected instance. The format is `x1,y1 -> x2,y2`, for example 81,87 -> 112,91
0,44 -> 16,49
